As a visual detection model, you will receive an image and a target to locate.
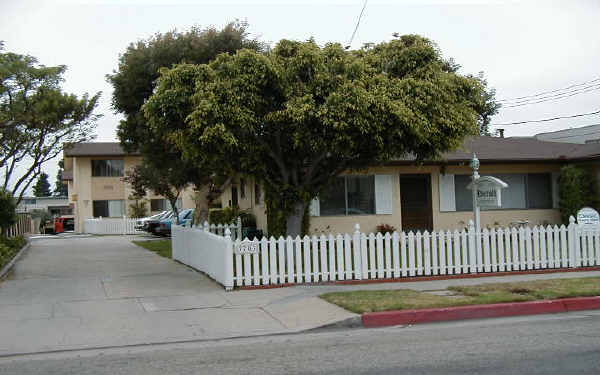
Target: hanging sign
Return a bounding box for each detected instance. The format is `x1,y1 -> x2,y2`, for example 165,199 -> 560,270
577,207 -> 600,226
467,176 -> 508,208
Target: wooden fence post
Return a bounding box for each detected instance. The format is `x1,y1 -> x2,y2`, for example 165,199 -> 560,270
567,216 -> 579,268
353,224 -> 363,280
468,220 -> 478,273
223,228 -> 234,291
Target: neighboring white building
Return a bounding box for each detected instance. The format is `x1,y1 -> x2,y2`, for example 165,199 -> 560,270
535,124 -> 600,144
17,196 -> 73,216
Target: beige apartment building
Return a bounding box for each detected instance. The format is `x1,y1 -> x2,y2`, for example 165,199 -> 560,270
63,143 -> 196,232
64,137 -> 599,235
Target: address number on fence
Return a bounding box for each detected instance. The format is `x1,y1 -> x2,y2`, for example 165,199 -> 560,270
235,242 -> 259,255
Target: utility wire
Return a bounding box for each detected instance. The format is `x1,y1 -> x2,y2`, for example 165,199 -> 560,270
498,77 -> 600,102
491,109 -> 600,126
346,0 -> 368,50
503,85 -> 600,108
502,83 -> 600,105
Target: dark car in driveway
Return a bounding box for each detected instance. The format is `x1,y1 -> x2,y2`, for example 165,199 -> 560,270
145,211 -> 173,235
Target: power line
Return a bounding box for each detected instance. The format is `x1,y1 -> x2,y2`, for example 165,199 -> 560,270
345,0 -> 368,50
491,109 -> 600,126
498,77 -> 600,102
502,83 -> 600,105
503,85 -> 600,108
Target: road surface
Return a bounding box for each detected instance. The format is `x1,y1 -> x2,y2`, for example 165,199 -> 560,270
1,311 -> 599,374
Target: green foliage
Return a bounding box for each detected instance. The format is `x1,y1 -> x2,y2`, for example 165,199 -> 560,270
0,189 -> 16,237
209,207 -> 240,225
239,211 -> 257,228
558,165 -> 598,223
33,172 -> 52,197
30,209 -> 52,232
54,159 -> 68,196
108,22 -> 262,219
145,35 -> 494,235
0,235 -> 26,269
1,45 -> 101,204
128,197 -> 148,218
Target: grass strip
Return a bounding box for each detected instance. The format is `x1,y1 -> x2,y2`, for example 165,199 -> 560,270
132,239 -> 172,259
320,277 -> 600,314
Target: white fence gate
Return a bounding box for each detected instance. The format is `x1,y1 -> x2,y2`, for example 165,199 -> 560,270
172,217 -> 600,290
83,217 -> 140,235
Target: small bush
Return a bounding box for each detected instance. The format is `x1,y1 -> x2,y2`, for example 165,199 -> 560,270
209,207 -> 240,225
0,235 -> 26,269
559,165 -> 599,223
239,211 -> 257,228
376,224 -> 396,234
0,189 -> 17,237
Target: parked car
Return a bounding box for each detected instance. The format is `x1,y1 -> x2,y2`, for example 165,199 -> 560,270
145,211 -> 173,235
156,209 -> 194,236
135,211 -> 167,231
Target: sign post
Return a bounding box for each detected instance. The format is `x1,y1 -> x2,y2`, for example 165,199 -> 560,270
467,154 -> 508,233
470,154 -> 481,234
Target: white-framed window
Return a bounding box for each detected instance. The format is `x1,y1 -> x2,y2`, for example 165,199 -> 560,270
91,160 -> 124,177
92,200 -> 125,217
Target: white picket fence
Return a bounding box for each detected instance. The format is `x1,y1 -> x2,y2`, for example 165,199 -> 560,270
196,218 -> 242,241
83,217 -> 140,235
172,217 -> 600,290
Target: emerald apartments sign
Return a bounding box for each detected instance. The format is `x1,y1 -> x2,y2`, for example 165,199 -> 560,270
577,207 -> 600,226
467,175 -> 508,208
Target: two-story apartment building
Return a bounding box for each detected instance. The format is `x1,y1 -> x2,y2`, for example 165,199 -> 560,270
63,143 -> 196,232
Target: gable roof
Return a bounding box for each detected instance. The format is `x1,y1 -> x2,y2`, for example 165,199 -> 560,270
63,142 -> 139,157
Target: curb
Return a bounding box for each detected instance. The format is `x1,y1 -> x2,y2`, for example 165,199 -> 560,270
0,240 -> 30,280
361,296 -> 600,327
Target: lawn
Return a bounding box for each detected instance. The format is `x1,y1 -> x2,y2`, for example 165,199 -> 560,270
132,239 -> 172,259
320,277 -> 600,314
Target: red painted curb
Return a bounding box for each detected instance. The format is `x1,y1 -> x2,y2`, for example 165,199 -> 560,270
361,296 -> 600,327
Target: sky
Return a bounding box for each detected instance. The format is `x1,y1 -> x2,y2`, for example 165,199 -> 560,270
2,0 -> 600,194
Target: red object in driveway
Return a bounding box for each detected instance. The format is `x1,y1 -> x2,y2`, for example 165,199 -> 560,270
54,217 -> 75,234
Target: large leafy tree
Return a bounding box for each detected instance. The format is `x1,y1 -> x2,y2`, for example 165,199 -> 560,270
145,35 -> 497,236
32,172 -> 51,197
0,43 -> 101,204
107,22 -> 264,222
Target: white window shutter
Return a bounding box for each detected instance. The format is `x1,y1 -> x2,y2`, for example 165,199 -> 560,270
375,174 -> 394,215
310,197 -> 320,217
439,173 -> 456,212
552,172 -> 560,209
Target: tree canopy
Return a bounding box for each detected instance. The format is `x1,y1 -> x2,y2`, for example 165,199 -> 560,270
0,188 -> 16,237
33,172 -> 51,197
144,35 -> 497,235
54,159 -> 68,196
0,44 -> 101,204
108,22 -> 264,222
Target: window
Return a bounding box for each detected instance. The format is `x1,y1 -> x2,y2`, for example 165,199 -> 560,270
91,160 -> 124,177
320,176 -> 375,216
93,200 -> 124,217
454,173 -> 552,211
150,199 -> 181,211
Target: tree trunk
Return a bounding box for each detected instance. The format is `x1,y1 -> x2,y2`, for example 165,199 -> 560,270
285,201 -> 307,237
193,188 -> 210,226
168,196 -> 180,225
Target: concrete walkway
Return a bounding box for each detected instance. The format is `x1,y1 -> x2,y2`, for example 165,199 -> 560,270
2,235 -> 599,356
0,236 -> 354,356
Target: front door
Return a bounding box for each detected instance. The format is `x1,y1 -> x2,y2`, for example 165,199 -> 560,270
400,174 -> 433,232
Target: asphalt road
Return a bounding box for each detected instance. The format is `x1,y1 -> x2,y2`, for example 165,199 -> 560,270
1,311 -> 600,375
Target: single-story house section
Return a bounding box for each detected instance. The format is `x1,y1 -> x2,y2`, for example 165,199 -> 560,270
224,136 -> 600,235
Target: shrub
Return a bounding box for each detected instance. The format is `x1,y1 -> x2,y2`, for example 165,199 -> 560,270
209,207 -> 240,225
558,165 -> 599,224
0,189 -> 17,238
239,211 -> 257,228
0,235 -> 26,269
376,224 -> 396,234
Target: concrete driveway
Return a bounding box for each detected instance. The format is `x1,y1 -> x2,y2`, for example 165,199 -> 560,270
0,235 -> 354,356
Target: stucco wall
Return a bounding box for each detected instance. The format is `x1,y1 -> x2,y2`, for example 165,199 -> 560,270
307,163 -> 564,235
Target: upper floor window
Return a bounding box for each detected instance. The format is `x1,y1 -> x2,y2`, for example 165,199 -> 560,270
92,160 -> 124,177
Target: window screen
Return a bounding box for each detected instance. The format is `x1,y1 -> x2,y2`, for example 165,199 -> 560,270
92,200 -> 124,217
319,178 -> 346,216
527,173 -> 552,209
320,176 -> 376,216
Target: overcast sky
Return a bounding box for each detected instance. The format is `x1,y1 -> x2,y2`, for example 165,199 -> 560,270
2,0 -> 599,194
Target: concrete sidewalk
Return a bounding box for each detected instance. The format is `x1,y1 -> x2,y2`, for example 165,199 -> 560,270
1,235 -> 599,356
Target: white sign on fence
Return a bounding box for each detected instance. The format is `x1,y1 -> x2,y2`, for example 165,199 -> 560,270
577,207 -> 600,226
469,176 -> 508,208
235,241 -> 260,255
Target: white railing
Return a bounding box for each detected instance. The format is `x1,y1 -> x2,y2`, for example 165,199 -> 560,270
172,225 -> 233,287
195,218 -> 242,241
172,216 -> 600,290
83,217 -> 140,235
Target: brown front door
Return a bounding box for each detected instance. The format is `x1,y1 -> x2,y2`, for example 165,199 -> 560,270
400,174 -> 433,232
